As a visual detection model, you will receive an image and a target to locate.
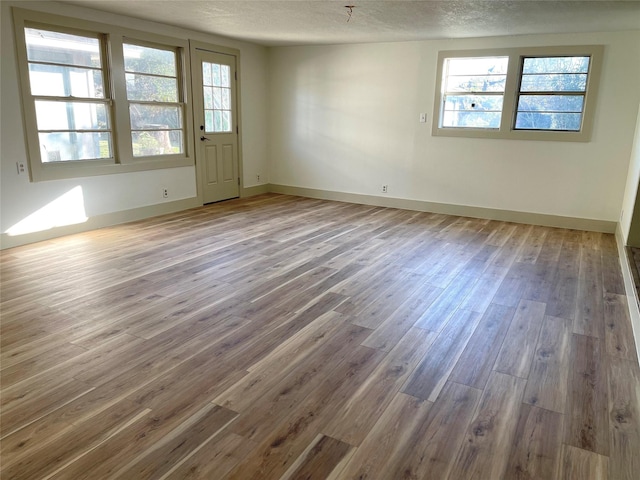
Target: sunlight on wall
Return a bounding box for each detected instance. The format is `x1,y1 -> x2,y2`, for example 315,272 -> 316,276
6,186 -> 88,236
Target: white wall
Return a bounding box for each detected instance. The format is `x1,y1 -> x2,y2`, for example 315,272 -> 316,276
268,31 -> 640,223
0,1 -> 268,243
620,104 -> 640,244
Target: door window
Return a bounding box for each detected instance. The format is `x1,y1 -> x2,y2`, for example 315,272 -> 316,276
202,62 -> 232,133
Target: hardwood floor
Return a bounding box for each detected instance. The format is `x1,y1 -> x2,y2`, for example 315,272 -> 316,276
1,193 -> 639,480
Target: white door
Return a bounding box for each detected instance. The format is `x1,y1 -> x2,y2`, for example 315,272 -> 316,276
192,49 -> 239,204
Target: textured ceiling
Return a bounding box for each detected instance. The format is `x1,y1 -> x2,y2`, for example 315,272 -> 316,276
62,1 -> 640,46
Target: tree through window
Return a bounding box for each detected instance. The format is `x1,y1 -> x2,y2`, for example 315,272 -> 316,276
515,56 -> 590,131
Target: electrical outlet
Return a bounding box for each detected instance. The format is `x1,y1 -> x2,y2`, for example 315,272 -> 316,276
256,174 -> 261,183
162,188 -> 169,198
16,162 -> 26,175
382,185 -> 388,193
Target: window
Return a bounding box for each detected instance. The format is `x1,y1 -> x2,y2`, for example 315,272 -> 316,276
433,46 -> 603,142
25,28 -> 113,163
124,42 -> 184,156
515,56 -> 590,132
202,61 -> 233,133
13,8 -> 194,181
441,56 -> 508,129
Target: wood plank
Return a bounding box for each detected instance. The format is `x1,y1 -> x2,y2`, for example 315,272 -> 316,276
515,225 -> 548,263
449,303 -> 515,389
106,403 -> 238,480
402,308 -> 482,401
35,385 -> 238,479
564,334 -> 609,456
604,293 -> 639,360
557,444 -> 608,480
493,299 -> 546,378
350,271 -> 427,329
214,313 -> 362,413
521,229 -> 565,303
457,266 -> 508,314
448,371 -> 527,480
279,434 -> 354,480
574,246 -> 605,338
333,392 -> 433,480
361,281 -> 442,351
323,327 -> 437,445
523,315 -> 572,413
545,240 -> 580,320
224,345 -> 385,480
163,433 -> 255,480
491,273 -> 527,308
503,403 -> 563,480
414,273 -> 478,331
369,383 -> 482,480
1,400 -> 148,480
0,376 -> 95,437
488,223 -> 532,268
1,342 -> 87,388
607,355 -> 640,480
601,234 -> 625,295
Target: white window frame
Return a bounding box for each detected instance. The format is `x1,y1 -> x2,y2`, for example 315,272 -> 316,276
13,8 -> 194,182
432,45 -> 604,142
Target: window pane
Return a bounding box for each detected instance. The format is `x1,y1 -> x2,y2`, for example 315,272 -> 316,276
123,44 -> 176,76
515,112 -> 582,131
25,28 -> 101,68
35,101 -> 110,131
444,95 -> 503,112
517,95 -> 584,113
125,73 -> 178,102
442,111 -> 502,129
213,87 -> 223,109
132,130 -> 183,156
29,64 -> 104,98
39,131 -> 112,161
222,111 -> 231,131
129,104 -> 182,130
221,65 -> 231,87
204,87 -> 213,109
214,110 -> 222,131
221,88 -> 231,109
523,56 -> 589,74
205,110 -> 214,131
520,74 -> 587,92
212,63 -> 221,86
202,62 -> 212,86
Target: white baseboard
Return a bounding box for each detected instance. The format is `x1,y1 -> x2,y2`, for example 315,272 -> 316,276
242,184 -> 269,197
268,184 -> 616,233
615,223 -> 640,366
1,197 -> 200,250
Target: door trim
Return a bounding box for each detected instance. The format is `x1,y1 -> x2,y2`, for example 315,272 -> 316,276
189,40 -> 243,205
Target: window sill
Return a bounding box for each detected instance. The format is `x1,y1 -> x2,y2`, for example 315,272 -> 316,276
432,126 -> 593,143
30,156 -> 194,182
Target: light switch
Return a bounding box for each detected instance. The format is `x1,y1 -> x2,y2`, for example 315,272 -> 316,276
419,113 -> 427,123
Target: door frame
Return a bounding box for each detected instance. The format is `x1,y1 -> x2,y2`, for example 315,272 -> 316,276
189,40 -> 243,205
